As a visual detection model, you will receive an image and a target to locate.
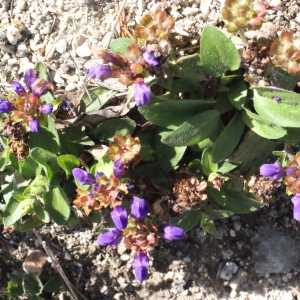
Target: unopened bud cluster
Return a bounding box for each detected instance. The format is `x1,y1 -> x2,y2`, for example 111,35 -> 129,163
222,0 -> 266,33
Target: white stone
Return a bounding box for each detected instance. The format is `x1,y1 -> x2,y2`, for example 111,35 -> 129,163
219,262 -> 238,280
76,42 -> 91,57
64,252 -> 72,260
45,44 -> 56,59
56,39 -> 68,54
6,25 -> 22,45
65,82 -> 76,91
120,254 -> 130,261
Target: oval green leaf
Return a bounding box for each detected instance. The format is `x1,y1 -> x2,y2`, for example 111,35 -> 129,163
139,100 -> 214,130
110,38 -> 134,55
3,197 -> 22,227
57,155 -> 83,176
242,108 -> 286,139
253,87 -> 300,127
161,110 -> 220,146
200,25 -> 241,77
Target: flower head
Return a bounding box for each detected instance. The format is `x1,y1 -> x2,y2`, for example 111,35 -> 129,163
111,205 -> 128,230
29,119 -> 40,132
134,82 -> 151,107
72,168 -> 96,185
11,82 -> 26,95
260,162 -> 285,180
132,252 -> 149,281
87,63 -> 112,80
142,50 -> 160,67
130,196 -> 150,221
159,224 -> 185,242
291,194 -> 300,221
97,228 -> 123,246
40,103 -> 53,114
0,99 -> 13,113
113,160 -> 125,178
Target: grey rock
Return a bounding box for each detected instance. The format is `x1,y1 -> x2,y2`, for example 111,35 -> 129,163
219,262 -> 238,280
56,39 -> 68,54
251,227 -> 300,273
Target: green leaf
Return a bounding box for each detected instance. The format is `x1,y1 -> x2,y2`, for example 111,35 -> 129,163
202,206 -> 234,218
30,148 -> 62,186
80,87 -> 117,113
34,61 -> 48,79
280,127 -> 300,141
3,197 -> 22,227
155,127 -> 186,172
161,110 -> 220,146
211,113 -> 245,163
29,117 -> 61,155
227,77 -> 247,110
217,161 -> 238,173
89,210 -> 102,224
139,100 -> 214,130
229,130 -> 275,163
253,87 -> 300,127
33,201 -> 50,223
200,213 -> 218,236
65,207 -> 79,227
20,156 -> 42,179
8,276 -> 25,298
171,210 -> 201,232
94,118 -> 136,142
23,274 -> 43,296
43,276 -> 62,293
63,126 -> 95,145
57,155 -> 83,176
201,148 -> 218,176
223,187 -> 264,213
110,38 -> 134,55
138,132 -> 156,161
188,159 -> 202,175
270,67 -> 300,91
90,156 -> 113,178
242,108 -> 286,139
170,78 -> 204,99
206,186 -> 228,208
24,175 -> 50,196
200,25 -> 240,77
43,186 -> 71,225
172,53 -> 206,81
16,215 -> 44,232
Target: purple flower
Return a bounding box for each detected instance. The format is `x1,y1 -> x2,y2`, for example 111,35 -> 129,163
11,81 -> 26,95
142,50 -> 160,67
72,168 -> 96,185
291,194 -> 300,221
0,99 -> 13,113
287,166 -> 294,176
111,205 -> 128,230
31,78 -> 50,97
113,160 -> 124,178
24,69 -> 39,90
159,224 -> 185,242
132,252 -> 149,281
130,196 -> 150,221
134,82 -> 151,107
29,119 -> 40,132
87,63 -> 112,80
97,228 -> 123,246
259,162 -> 285,180
40,103 -> 53,114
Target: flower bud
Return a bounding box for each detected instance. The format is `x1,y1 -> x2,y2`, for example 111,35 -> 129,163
87,63 -> 112,80
130,196 -> 150,221
0,99 -> 13,113
40,103 -> 53,114
291,194 -> 300,222
260,162 -> 285,180
24,69 -> 39,90
97,229 -> 123,246
31,78 -> 50,97
29,119 -> 40,133
72,168 -> 96,185
132,252 -> 149,281
113,160 -> 125,178
142,50 -> 160,67
11,81 -> 26,96
159,224 -> 185,242
134,82 -> 151,107
111,205 -> 128,230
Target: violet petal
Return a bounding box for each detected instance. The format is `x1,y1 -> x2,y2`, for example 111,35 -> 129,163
111,205 -> 128,230
132,252 -> 149,281
72,168 -> 96,185
97,229 -> 123,246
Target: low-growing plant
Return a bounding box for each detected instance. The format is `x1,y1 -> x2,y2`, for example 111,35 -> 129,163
1,0 -> 300,286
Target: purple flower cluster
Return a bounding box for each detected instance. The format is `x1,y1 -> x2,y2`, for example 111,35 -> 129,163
23,69 -> 50,97
259,162 -> 285,180
97,196 -> 185,281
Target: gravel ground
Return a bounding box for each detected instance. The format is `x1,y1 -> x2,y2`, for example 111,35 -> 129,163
1,0 -> 300,299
